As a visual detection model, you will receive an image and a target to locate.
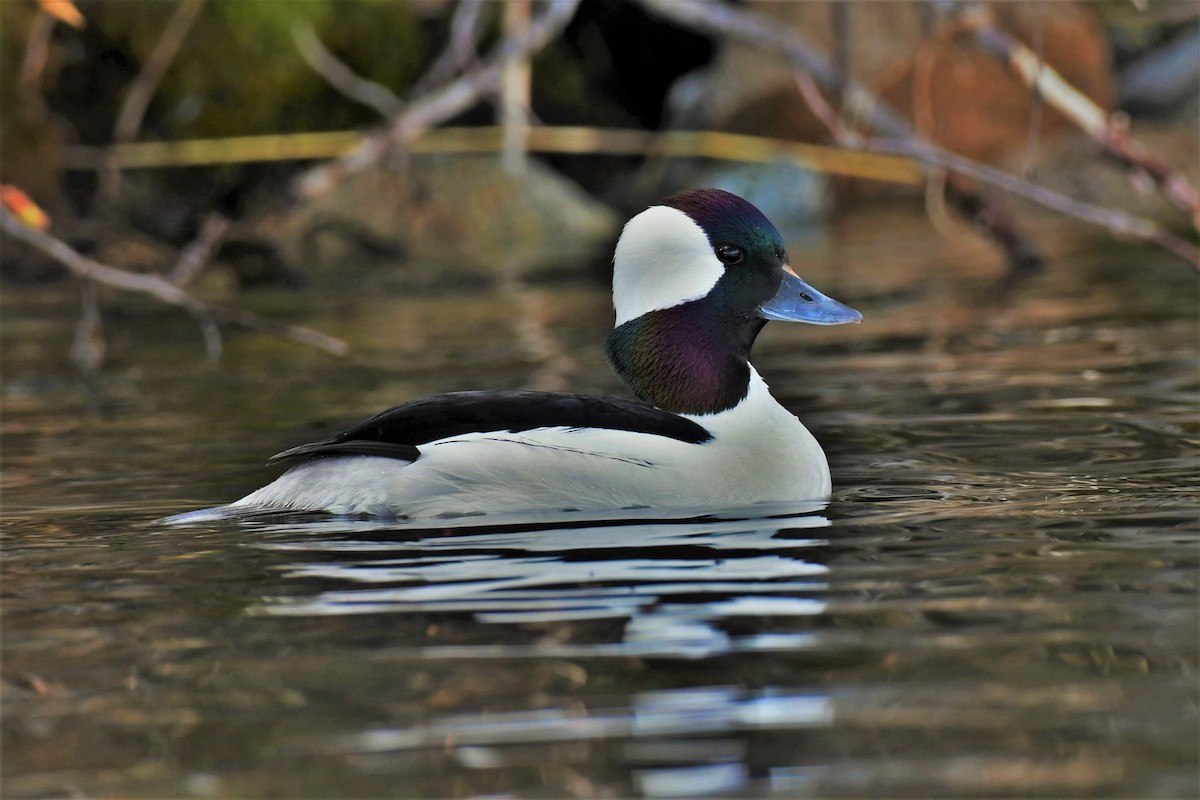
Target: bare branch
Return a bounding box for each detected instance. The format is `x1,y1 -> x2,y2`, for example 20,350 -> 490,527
957,4 -> 1200,225
635,0 -> 913,138
168,212 -> 230,287
794,72 -> 856,144
98,0 -> 206,208
296,0 -> 581,198
830,1 -> 850,110
18,10 -> 55,123
292,23 -> 402,118
864,139 -> 1200,270
1,208 -> 351,356
111,0 -> 206,146
1019,3 -> 1046,178
410,0 -> 489,96
636,0 -> 1044,270
641,0 -> 1199,270
797,71 -> 1038,271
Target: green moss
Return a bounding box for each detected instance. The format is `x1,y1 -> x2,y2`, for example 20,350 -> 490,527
91,0 -> 424,137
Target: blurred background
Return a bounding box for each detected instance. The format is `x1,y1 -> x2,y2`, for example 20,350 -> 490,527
2,0 -> 1196,334
3,3 -> 1198,798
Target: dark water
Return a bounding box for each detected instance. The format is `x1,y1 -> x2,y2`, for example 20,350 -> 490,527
3,208 -> 1197,797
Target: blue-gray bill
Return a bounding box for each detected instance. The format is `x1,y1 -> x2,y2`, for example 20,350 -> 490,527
758,268 -> 862,325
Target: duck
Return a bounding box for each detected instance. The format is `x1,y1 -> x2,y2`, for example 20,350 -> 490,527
170,189 -> 861,522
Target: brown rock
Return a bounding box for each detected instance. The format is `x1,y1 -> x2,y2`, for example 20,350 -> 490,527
244,155 -> 620,289
684,2 -> 1114,165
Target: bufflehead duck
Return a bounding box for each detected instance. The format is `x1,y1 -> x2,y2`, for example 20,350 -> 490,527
174,189 -> 860,521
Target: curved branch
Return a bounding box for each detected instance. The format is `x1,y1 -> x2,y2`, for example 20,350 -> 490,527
410,0 -> 489,96
292,22 -> 402,118
99,0 -> 206,208
865,139 -> 1200,270
640,0 -> 1199,270
1,208 -> 350,356
296,0 -> 581,198
637,0 -> 913,138
956,4 -> 1200,225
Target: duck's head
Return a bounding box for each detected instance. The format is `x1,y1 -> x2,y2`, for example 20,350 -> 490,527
605,188 -> 861,415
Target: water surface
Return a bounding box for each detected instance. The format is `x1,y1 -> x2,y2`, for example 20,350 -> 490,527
3,207 -> 1197,797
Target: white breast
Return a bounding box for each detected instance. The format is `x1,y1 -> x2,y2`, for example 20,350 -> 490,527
230,368 -> 829,519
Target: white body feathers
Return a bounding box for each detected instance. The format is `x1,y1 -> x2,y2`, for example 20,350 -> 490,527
230,369 -> 829,519
170,189 -> 859,524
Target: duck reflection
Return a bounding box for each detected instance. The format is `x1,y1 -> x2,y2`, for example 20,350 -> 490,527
250,507 -> 836,796
244,505 -> 1142,798
252,504 -> 831,659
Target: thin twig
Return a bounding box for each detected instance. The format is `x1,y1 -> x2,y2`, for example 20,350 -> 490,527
830,2 -> 850,110
1,207 -> 350,356
410,0 -> 488,96
642,0 -> 1199,269
793,73 -> 856,145
865,139 -> 1200,269
636,0 -> 913,138
18,10 -> 55,123
292,23 -> 402,118
98,0 -> 206,209
168,211 -> 230,287
1019,3 -> 1045,179
636,0 -> 1042,270
296,0 -> 581,198
111,0 -> 206,147
911,38 -> 959,240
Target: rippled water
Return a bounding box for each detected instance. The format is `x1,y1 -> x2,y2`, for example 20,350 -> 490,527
3,208 -> 1197,797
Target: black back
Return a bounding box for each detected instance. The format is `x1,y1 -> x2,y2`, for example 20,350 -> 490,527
269,390 -> 713,465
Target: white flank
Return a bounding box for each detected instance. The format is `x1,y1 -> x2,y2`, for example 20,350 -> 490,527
224,369 -> 829,519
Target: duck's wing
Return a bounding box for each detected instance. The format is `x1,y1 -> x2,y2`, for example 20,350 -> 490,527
268,390 -> 712,466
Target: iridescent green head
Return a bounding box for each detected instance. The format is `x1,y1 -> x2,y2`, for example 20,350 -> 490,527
605,189 -> 860,415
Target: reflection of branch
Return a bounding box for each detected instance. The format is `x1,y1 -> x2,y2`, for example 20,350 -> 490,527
296,0 -> 581,198
98,0 -> 206,208
70,278 -> 105,372
957,5 -> 1200,225
292,23 -> 401,118
1,208 -> 350,358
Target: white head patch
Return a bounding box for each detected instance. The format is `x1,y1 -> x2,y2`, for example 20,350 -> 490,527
612,205 -> 724,326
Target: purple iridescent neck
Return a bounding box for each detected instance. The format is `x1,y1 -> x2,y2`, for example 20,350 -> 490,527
604,298 -> 764,415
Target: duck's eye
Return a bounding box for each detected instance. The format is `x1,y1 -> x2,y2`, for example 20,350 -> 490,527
715,245 -> 744,265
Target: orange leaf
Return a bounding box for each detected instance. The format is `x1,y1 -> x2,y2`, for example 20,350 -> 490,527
2,185 -> 52,231
37,0 -> 86,29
